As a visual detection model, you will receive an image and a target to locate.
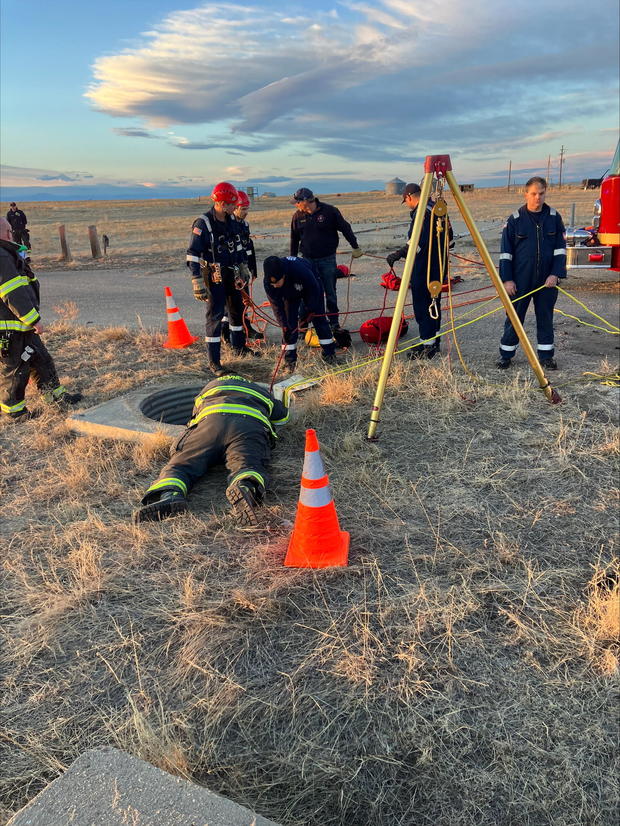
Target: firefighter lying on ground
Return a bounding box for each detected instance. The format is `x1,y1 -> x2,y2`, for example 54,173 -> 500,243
187,181 -> 261,377
222,190 -> 264,345
0,217 -> 81,420
263,255 -> 341,375
133,374 -> 289,525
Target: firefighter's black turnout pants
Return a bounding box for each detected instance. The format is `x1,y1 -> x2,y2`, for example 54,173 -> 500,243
141,413 -> 272,505
0,331 -> 60,416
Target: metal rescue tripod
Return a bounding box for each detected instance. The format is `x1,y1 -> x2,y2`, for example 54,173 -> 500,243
367,154 -> 561,440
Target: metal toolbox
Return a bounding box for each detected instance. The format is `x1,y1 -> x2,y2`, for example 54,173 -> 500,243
566,246 -> 613,269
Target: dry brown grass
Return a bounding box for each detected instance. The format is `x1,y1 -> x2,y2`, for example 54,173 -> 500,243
1,320 -> 619,825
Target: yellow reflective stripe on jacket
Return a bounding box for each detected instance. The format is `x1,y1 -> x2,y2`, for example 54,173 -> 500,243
195,384 -> 274,414
272,408 -> 289,425
0,319 -> 35,332
19,308 -> 40,326
189,403 -> 275,436
0,275 -> 30,298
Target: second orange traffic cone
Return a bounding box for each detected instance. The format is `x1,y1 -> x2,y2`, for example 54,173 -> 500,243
162,286 -> 199,349
284,429 -> 349,568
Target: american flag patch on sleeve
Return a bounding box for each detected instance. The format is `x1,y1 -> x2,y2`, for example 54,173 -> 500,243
193,226 -> 202,235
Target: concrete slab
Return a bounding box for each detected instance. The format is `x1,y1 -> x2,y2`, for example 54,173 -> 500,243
8,746 -> 280,826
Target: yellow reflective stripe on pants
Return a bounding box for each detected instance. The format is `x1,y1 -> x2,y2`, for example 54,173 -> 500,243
0,399 -> 27,413
195,385 -> 274,414
145,477 -> 188,496
189,404 -> 275,437
230,470 -> 265,489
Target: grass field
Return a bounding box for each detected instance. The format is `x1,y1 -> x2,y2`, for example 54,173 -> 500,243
1,187 -> 619,825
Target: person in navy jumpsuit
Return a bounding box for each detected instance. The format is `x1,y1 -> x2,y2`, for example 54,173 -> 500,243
497,176 -> 567,369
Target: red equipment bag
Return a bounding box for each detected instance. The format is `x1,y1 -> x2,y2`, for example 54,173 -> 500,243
380,271 -> 402,291
359,315 -> 409,344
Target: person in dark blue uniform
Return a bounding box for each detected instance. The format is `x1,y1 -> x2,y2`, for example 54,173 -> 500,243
497,176 -> 567,369
187,182 -> 260,376
133,374 -> 289,526
386,183 -> 450,359
290,188 -> 362,333
263,255 -> 338,374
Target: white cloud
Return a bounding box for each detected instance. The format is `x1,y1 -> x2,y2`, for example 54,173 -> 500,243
85,0 -> 619,163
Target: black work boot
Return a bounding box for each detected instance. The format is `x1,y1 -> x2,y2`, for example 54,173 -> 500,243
282,361 -> 297,375
246,322 -> 264,341
234,346 -> 262,358
496,358 -> 512,369
539,357 -> 558,370
54,391 -> 83,408
208,361 -> 227,377
424,342 -> 440,359
407,346 -> 425,361
8,408 -> 38,422
226,480 -> 262,526
133,490 -> 188,524
322,353 -> 343,367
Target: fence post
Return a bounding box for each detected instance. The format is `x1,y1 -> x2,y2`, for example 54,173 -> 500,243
88,225 -> 102,259
570,203 -> 576,227
58,225 -> 73,262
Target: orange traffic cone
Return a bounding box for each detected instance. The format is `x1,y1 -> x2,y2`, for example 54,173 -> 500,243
284,428 -> 349,568
162,286 -> 199,349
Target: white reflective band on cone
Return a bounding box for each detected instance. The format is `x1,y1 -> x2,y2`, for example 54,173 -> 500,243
302,450 -> 325,480
299,484 -> 333,508
165,296 -> 177,309
167,311 -> 182,321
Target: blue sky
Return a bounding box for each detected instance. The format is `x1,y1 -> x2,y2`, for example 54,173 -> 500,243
1,0 -> 618,199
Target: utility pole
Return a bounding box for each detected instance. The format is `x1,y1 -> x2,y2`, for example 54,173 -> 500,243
546,155 -> 551,186
507,160 -> 512,191
558,145 -> 565,190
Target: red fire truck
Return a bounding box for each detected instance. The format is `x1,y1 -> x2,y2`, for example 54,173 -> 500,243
566,139 -> 620,271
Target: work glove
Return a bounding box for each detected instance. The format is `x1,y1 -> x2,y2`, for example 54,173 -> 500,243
386,252 -> 400,267
192,278 -> 208,301
351,248 -> 363,259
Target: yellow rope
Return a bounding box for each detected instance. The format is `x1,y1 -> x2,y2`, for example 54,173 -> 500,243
554,309 -> 620,335
557,287 -> 620,332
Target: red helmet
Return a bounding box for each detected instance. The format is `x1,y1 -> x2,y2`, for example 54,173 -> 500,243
236,190 -> 251,209
211,181 -> 238,204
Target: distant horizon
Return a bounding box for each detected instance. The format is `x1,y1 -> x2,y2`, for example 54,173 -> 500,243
0,177 -> 602,205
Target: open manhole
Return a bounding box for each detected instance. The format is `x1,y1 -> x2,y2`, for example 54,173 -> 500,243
139,385 -> 202,425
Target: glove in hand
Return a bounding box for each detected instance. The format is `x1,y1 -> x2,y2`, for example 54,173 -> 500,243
192,278 -> 208,301
351,248 -> 363,259
386,253 -> 399,267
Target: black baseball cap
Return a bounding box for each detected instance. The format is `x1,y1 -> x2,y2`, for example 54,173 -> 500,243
263,256 -> 284,283
401,183 -> 421,202
293,187 -> 314,202
9,202 -> 16,207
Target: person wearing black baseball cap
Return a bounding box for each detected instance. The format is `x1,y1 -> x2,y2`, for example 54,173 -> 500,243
290,187 -> 362,335
6,202 -> 30,249
263,255 -> 340,374
386,183 -> 451,359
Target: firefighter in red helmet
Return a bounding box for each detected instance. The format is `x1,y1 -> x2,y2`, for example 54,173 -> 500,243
187,182 -> 261,375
